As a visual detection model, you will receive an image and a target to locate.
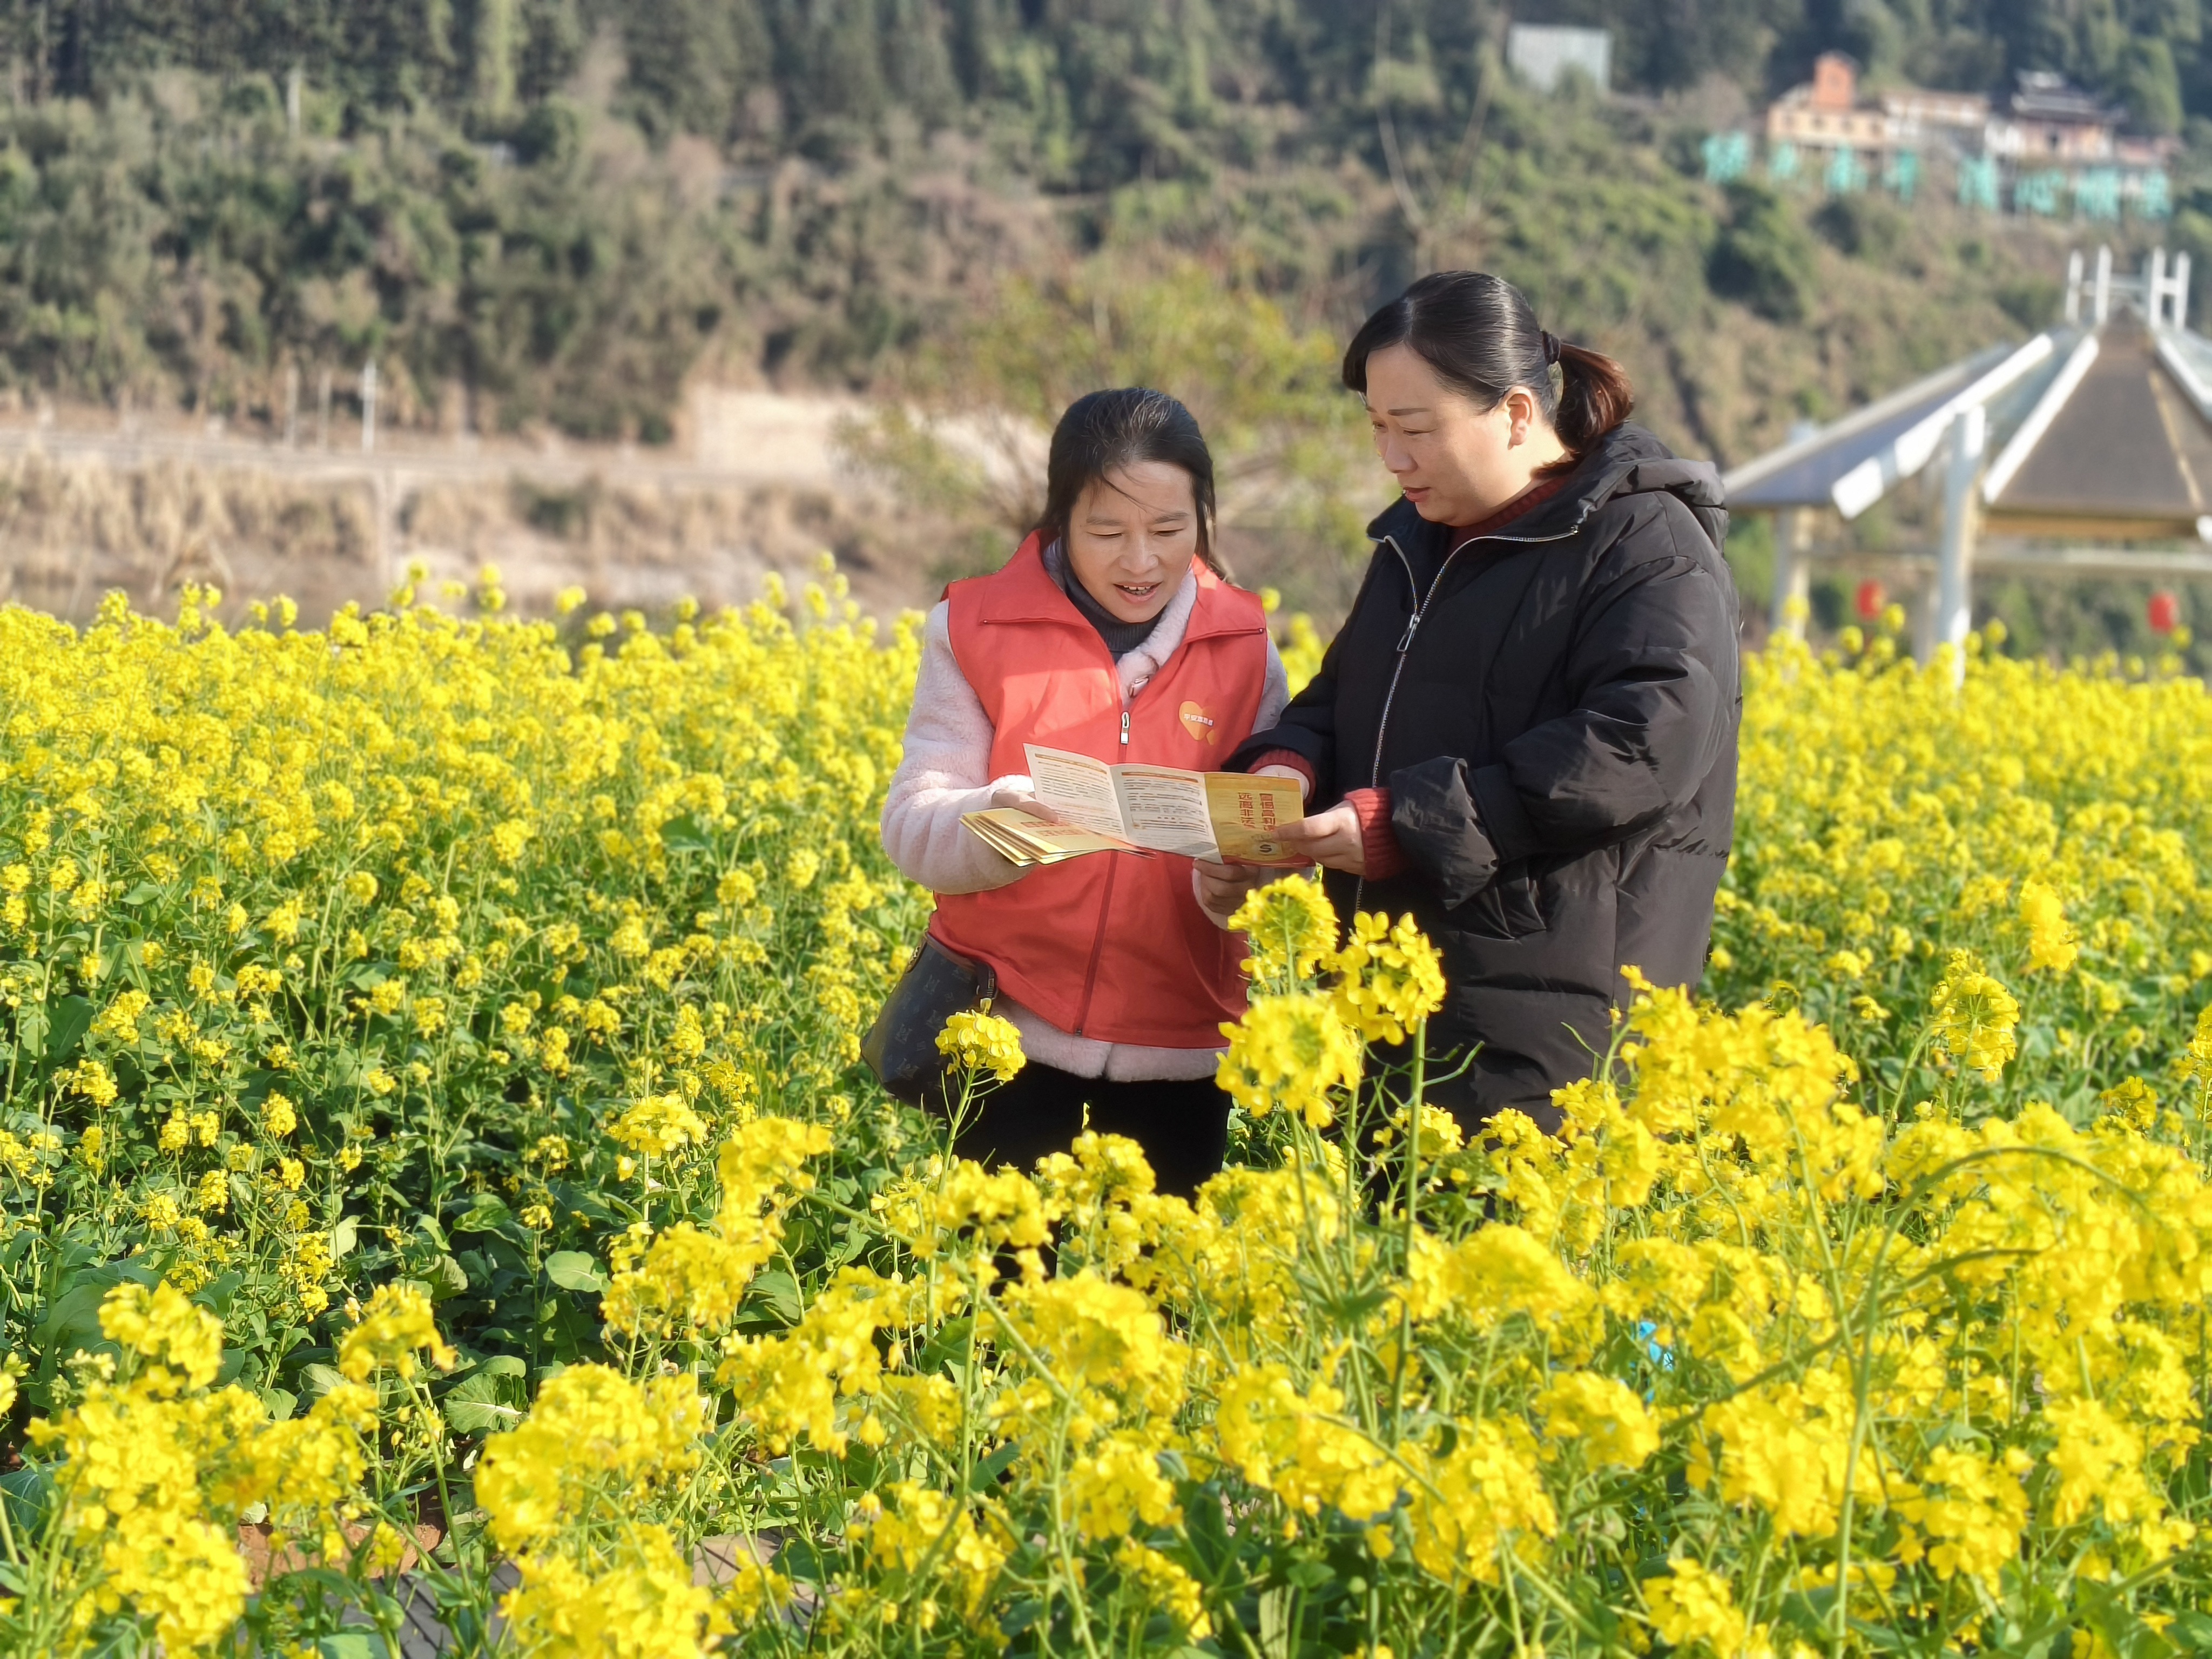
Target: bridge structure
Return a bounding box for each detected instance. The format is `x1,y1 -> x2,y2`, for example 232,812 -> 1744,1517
1724,245 -> 2212,671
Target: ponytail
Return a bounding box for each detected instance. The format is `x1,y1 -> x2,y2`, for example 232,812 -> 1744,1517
1343,271 -> 1635,460
1551,339 -> 1636,456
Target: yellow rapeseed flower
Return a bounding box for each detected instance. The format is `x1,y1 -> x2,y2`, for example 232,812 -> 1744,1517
1216,993 -> 1362,1127
338,1284 -> 458,1382
1928,950 -> 2021,1082
2018,878 -> 2079,974
936,1008 -> 1026,1082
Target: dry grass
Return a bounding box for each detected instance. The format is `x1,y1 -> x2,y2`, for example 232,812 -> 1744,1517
0,454 -> 935,626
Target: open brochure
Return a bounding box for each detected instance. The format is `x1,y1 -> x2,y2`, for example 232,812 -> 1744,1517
958,745 -> 1309,867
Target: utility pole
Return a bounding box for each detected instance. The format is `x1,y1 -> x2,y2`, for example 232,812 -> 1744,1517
360,359 -> 378,454
283,361 -> 300,448
318,367 -> 333,449
1769,420 -> 1820,640
1772,508 -> 1813,639
1934,404 -> 1985,684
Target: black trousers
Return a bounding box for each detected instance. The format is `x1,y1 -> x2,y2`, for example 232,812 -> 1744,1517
940,1061 -> 1231,1199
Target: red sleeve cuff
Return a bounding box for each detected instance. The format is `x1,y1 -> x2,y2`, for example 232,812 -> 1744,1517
1247,748 -> 1314,801
1340,787 -> 1407,881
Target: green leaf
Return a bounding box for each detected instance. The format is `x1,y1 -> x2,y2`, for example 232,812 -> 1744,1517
478,1354 -> 528,1377
441,1369 -> 524,1434
319,1634 -> 383,1659
2077,1578 -> 2182,1659
744,1269 -> 801,1325
775,1538 -> 830,1584
2170,1611 -> 2212,1653
191,1270 -> 246,1319
30,1258 -> 158,1387
918,1315 -> 975,1375
545,1251 -> 606,1293
453,1194 -> 515,1234
330,1216 -> 359,1260
121,881 -> 164,906
41,996 -> 95,1067
966,1442 -> 1019,1492
0,1466 -> 52,1536
300,1364 -> 348,1398
657,812 -> 712,852
428,1255 -> 470,1301
1283,1558 -> 1333,1590
14,1004 -> 45,1061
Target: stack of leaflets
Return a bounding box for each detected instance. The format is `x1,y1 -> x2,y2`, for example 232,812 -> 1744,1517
960,745 -> 1310,868
960,807 -> 1139,866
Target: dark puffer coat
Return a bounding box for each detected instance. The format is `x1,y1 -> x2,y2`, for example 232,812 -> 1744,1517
1230,423 -> 1739,1131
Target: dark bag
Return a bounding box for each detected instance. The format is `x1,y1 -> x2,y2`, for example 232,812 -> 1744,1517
861,936 -> 999,1105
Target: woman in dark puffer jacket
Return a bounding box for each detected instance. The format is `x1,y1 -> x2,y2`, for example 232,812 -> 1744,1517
1218,272 -> 1740,1134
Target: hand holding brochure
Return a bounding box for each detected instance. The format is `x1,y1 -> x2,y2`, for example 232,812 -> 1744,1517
986,744 -> 1307,865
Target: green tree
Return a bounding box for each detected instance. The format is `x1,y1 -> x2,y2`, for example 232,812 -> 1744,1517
843,255 -> 1367,581
2122,35 -> 2186,133
1708,180 -> 1816,325
615,0 -> 765,143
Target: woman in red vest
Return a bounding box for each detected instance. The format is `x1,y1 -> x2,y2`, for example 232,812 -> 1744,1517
880,389 -> 1290,1195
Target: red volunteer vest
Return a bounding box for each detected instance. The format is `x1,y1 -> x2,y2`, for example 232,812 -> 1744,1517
930,535 -> 1271,1048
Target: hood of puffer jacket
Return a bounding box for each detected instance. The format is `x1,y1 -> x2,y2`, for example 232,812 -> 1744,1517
1364,422 -> 1728,556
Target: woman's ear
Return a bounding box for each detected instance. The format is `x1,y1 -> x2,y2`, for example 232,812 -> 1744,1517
1503,387 -> 1538,449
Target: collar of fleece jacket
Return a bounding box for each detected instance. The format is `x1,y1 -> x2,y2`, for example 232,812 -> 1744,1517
1038,536 -> 1204,697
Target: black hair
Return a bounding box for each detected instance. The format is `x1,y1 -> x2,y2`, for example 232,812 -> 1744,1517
1340,271 -> 1634,460
1036,387 -> 1226,577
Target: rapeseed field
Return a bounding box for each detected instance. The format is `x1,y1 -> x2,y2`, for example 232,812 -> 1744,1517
0,570 -> 2208,1657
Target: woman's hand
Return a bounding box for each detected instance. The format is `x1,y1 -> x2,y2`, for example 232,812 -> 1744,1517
1193,859 -> 1274,927
990,781 -> 1054,820
1271,802 -> 1365,876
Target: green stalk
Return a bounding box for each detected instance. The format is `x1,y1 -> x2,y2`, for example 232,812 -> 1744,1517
1388,1019 -> 1426,1444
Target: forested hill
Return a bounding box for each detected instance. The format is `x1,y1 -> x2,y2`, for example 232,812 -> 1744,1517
12,1 -> 2210,157
0,0 -> 2208,469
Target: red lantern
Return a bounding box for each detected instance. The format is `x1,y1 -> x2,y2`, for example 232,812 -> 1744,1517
1855,579 -> 1886,621
2149,591 -> 2181,636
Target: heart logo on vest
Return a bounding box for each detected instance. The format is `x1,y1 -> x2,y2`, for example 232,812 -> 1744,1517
1178,701 -> 1219,744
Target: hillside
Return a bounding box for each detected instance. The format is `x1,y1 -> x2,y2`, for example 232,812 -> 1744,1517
0,30 -> 2146,453
0,1 -> 2206,651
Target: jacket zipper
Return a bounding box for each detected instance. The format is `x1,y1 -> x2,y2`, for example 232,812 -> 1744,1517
1071,794 -> 1123,1035
1352,534 -> 1449,914
1351,521 -> 1583,913
1081,650 -> 1146,1028
1367,535 -> 1454,790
